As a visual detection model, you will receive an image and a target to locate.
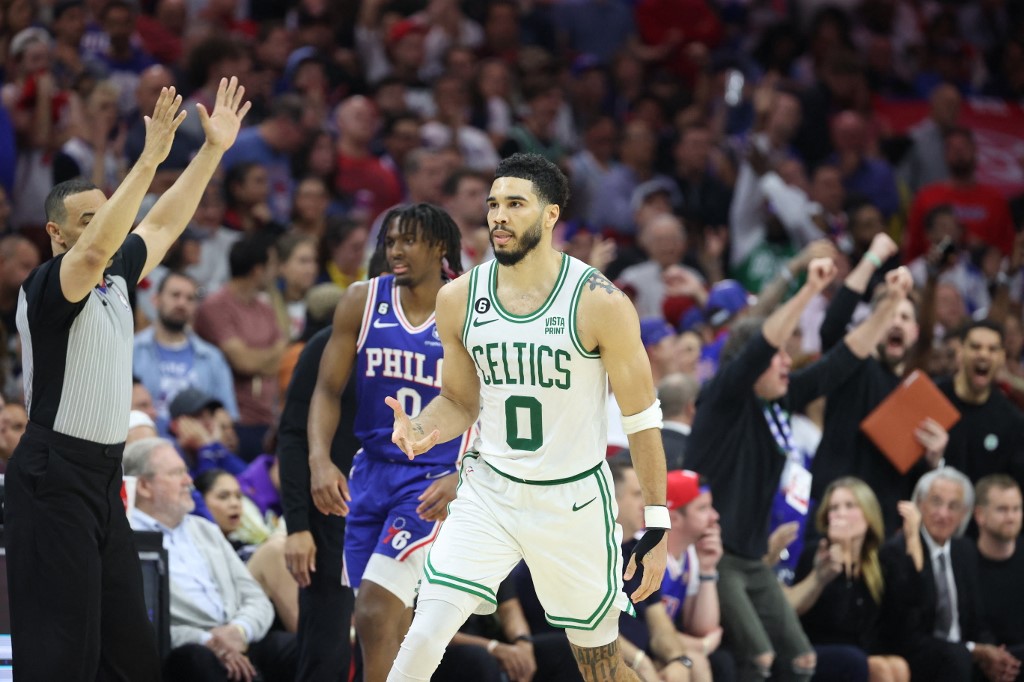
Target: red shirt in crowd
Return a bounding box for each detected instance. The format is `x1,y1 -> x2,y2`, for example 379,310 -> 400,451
903,181 -> 1015,261
335,153 -> 403,224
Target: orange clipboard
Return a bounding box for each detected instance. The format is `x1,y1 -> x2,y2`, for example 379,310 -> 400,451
859,369 -> 961,474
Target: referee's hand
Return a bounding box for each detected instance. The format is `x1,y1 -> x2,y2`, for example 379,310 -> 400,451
140,85 -> 186,165
310,456 -> 349,517
624,531 -> 668,603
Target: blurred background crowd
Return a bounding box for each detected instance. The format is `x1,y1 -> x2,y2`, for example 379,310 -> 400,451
2,0 -> 1024,680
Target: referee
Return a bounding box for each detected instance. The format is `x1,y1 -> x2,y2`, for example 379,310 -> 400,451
6,78 -> 249,681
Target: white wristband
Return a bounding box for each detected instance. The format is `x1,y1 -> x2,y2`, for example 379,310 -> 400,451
487,639 -> 499,654
621,399 -> 663,435
644,505 -> 671,529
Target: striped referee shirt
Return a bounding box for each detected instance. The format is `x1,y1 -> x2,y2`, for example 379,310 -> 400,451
16,234 -> 147,444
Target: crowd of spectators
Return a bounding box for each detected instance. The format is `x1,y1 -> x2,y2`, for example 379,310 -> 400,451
3,0 -> 1024,680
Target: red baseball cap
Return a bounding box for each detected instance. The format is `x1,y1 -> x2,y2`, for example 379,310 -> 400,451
666,470 -> 709,510
388,19 -> 428,45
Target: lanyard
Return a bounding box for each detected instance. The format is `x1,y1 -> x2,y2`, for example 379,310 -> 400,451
762,402 -> 797,460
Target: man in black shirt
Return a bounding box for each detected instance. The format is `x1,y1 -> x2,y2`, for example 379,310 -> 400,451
6,78 -> 249,680
278,326 -> 360,681
939,321 -> 1024,490
812,233 -> 947,534
686,258 -> 913,681
974,474 -> 1024,665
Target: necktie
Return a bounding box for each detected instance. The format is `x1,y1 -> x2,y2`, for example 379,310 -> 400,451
933,553 -> 953,639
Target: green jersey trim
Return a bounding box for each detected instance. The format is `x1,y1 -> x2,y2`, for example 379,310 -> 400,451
482,458 -> 603,486
568,266 -> 601,358
488,253 -> 569,323
543,468 -> 623,629
461,266 -> 480,347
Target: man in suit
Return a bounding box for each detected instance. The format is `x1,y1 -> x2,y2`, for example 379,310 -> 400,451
124,437 -> 297,682
887,467 -> 1020,682
657,374 -> 698,471
614,373 -> 698,472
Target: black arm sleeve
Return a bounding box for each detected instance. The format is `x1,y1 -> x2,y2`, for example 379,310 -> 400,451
279,326 -> 362,533
277,332 -> 327,533
819,285 -> 862,352
111,233 -> 148,292
24,255 -> 87,330
787,341 -> 863,411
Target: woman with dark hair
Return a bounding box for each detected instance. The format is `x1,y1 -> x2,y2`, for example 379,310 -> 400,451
195,467 -> 299,632
223,161 -> 284,234
321,215 -> 369,289
788,477 -> 923,682
289,175 -> 332,241
271,232 -> 319,341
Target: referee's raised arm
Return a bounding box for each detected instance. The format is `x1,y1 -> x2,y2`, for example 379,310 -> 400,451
133,76 -> 251,281
55,84 -> 185,303
5,75 -> 251,682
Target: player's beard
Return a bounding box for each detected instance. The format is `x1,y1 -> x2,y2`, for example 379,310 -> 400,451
491,216 -> 543,267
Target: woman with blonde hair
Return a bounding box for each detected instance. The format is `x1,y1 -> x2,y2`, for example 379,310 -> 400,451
786,476 -> 924,682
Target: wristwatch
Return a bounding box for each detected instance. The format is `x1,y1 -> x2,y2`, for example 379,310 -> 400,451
670,654 -> 694,668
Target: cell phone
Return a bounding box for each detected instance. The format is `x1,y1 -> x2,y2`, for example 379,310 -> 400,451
938,237 -> 956,264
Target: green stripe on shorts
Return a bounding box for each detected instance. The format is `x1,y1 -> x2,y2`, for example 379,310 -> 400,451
543,467 -> 621,630
424,552 -> 498,606
422,451 -> 498,606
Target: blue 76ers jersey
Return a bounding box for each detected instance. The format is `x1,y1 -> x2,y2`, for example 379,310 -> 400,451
354,275 -> 465,466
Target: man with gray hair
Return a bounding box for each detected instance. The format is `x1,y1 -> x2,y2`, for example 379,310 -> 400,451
617,373 -> 699,471
124,437 -> 296,681
657,373 -> 699,471
885,467 -> 1020,682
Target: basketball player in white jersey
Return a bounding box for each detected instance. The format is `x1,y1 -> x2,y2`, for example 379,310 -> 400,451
385,153 -> 670,682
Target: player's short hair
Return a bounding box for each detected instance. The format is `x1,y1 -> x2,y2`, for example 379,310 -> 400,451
494,153 -> 570,214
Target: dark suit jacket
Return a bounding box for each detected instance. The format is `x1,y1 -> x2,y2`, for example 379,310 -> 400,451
612,425 -> 688,472
884,531 -> 995,653
660,427 -> 688,471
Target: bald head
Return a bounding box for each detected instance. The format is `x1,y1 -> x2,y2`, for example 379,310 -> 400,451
335,96 -> 377,146
930,84 -> 962,130
658,372 -> 700,421
136,65 -> 174,114
831,110 -> 868,155
640,214 -> 686,267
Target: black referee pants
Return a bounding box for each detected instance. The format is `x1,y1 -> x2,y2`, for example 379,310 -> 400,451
5,422 -> 162,681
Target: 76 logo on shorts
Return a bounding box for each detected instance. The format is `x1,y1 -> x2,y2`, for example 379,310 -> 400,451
382,518 -> 412,550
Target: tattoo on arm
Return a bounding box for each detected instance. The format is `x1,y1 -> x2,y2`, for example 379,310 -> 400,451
586,272 -> 624,297
413,424 -> 425,436
570,640 -> 637,681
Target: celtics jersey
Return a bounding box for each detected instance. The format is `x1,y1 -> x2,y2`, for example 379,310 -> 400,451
462,254 -> 608,481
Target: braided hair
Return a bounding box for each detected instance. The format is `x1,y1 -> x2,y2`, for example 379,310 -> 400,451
371,203 -> 465,280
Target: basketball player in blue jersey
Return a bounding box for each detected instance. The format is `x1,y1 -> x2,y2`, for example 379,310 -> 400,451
386,153 -> 671,682
307,203 -> 467,682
